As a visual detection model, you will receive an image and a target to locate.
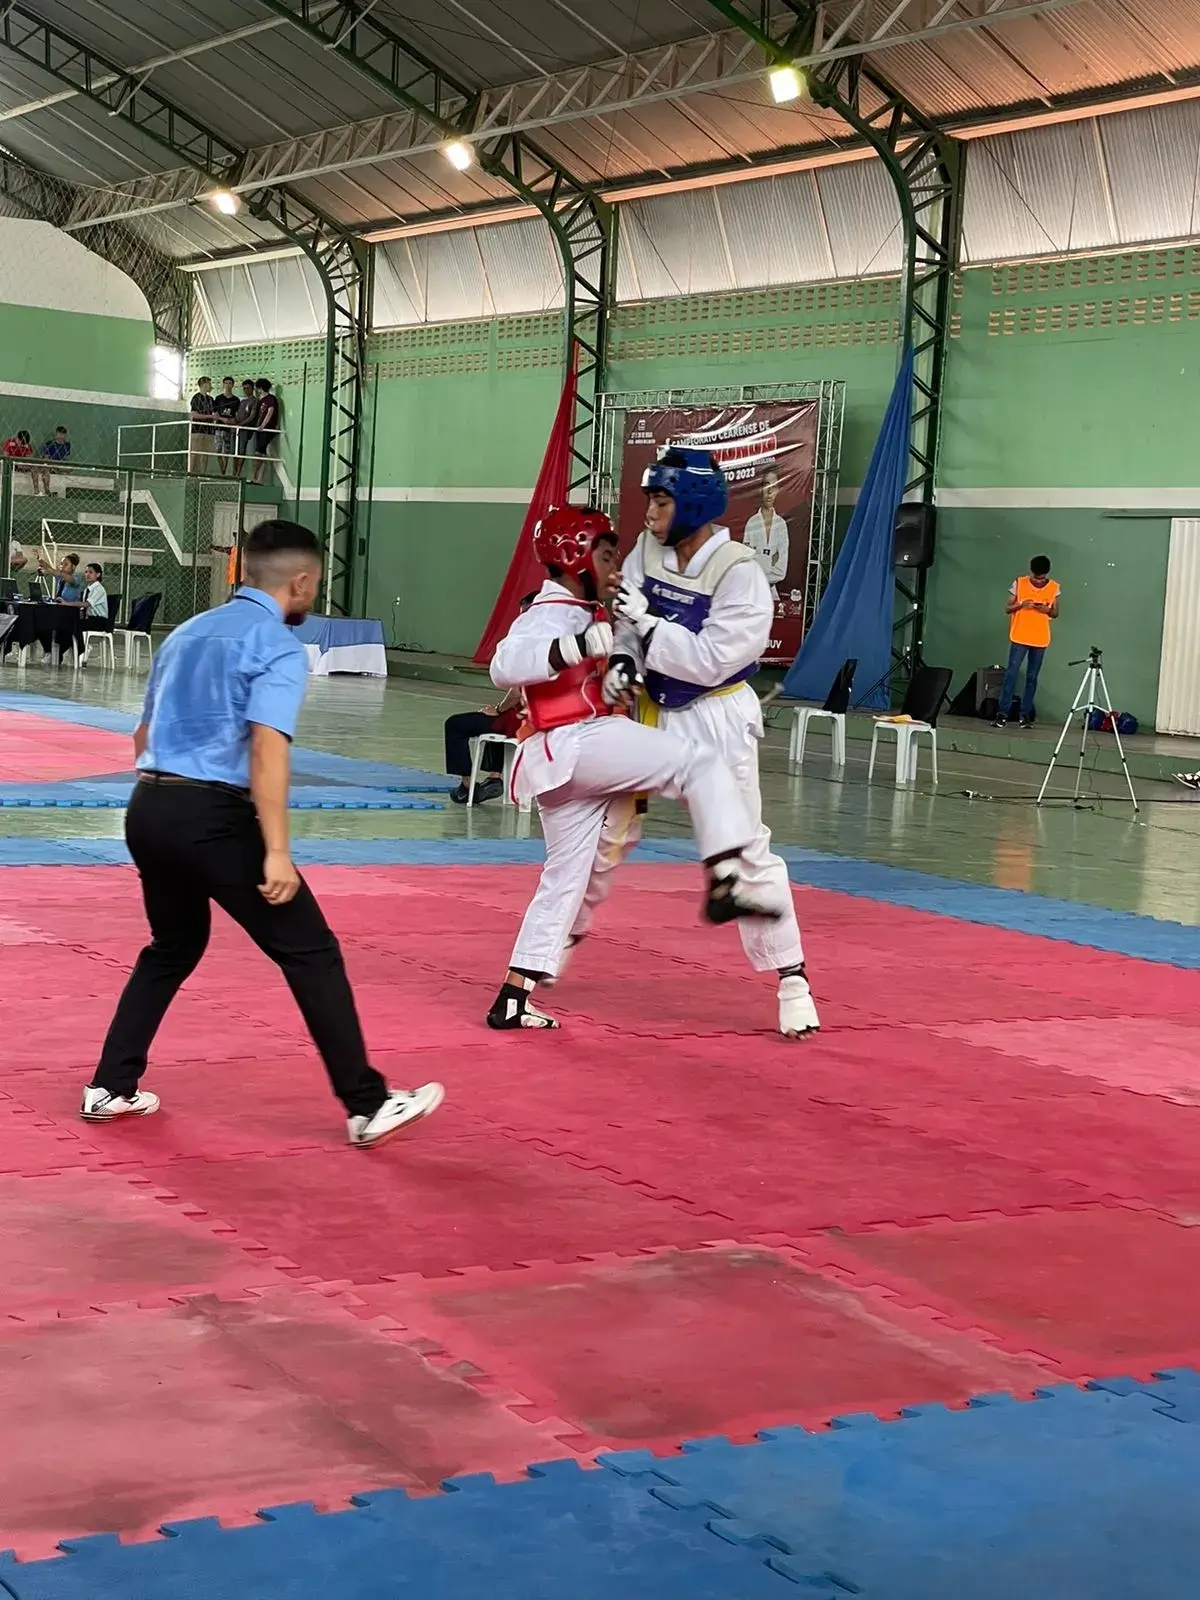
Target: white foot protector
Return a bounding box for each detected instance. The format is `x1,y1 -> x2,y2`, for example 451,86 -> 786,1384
778,973 -> 820,1039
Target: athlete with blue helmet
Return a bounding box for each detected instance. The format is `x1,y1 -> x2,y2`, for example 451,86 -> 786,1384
564,444 -> 819,1039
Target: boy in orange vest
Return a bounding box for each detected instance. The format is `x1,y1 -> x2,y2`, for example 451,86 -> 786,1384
993,555 -> 1061,729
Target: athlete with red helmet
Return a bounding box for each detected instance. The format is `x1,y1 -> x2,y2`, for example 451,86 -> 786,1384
485,503 -> 786,1030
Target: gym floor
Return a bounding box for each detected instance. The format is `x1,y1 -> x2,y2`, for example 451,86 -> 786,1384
0,666 -> 1198,1599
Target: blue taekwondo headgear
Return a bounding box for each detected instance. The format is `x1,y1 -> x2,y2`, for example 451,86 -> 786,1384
641,446 -> 728,545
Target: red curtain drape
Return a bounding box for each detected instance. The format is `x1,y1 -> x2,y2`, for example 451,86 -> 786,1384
472,350 -> 578,665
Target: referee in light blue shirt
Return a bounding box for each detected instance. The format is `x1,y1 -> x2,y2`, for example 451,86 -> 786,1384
82,520 -> 443,1149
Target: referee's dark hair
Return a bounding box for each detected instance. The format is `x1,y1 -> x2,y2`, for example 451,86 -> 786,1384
242,519 -> 322,588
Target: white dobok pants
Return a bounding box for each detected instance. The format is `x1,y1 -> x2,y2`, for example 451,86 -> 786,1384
568,685 -> 804,975
509,717 -> 754,978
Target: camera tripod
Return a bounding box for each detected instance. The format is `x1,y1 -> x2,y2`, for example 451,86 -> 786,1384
1036,646 -> 1139,813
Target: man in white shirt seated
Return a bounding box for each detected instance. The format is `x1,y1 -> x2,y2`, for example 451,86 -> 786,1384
78,562 -> 110,665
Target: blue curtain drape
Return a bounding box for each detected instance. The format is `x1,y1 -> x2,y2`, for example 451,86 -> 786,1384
782,346 -> 914,710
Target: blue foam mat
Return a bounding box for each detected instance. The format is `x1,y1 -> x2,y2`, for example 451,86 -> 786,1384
601,1381 -> 1200,1599
0,692 -> 450,792
0,1462 -> 791,1600
0,831 -> 1198,966
0,782 -> 443,812
2,689 -> 1199,964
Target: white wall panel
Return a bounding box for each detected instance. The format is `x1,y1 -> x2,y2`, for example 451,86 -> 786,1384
1157,518 -> 1200,735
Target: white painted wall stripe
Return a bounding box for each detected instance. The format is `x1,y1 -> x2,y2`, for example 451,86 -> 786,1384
0,379 -> 185,413
936,487 -> 1200,511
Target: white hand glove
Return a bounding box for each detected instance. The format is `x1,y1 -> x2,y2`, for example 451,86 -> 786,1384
614,576 -> 655,638
601,654 -> 641,708
555,619 -> 614,668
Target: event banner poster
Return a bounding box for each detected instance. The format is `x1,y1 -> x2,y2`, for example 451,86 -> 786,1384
617,402 -> 819,665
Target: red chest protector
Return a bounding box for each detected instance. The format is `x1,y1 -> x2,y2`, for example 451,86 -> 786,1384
521,598 -> 617,736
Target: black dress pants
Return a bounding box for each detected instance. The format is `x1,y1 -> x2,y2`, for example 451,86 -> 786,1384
444,711 -> 503,778
94,780 -> 388,1118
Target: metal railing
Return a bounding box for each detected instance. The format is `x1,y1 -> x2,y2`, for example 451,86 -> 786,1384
116,418 -> 283,485
2,458 -> 246,631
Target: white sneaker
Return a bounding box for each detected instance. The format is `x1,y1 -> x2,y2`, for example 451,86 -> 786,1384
778,973 -> 820,1039
80,1085 -> 161,1121
347,1083 -> 445,1148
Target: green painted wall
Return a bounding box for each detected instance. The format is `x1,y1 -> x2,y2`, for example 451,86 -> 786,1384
0,295 -> 172,469
197,242 -> 1200,722
0,301 -> 152,396
922,248 -> 1200,723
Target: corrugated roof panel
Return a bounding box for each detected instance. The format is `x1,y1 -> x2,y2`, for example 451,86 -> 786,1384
374,239 -> 427,327
475,217 -> 564,315
817,159 -> 904,278
192,257 -> 326,347
961,121 -> 1113,262
619,187 -> 733,299
411,229 -> 493,323
715,169 -> 834,288
372,0 -> 732,87
1099,98 -> 1200,246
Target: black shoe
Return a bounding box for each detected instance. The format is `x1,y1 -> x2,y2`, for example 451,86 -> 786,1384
992,717 -> 1007,729
486,983 -> 559,1030
1020,718 -> 1034,730
474,777 -> 504,804
1174,772 -> 1200,792
449,782 -> 470,805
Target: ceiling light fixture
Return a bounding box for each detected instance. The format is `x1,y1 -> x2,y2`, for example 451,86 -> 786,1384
768,64 -> 805,104
442,138 -> 475,172
210,189 -> 241,215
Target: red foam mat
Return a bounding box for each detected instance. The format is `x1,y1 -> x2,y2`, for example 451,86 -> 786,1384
347,1245 -> 1056,1451
0,709 -> 130,783
1,860 -> 1199,1543
0,1284 -> 577,1559
810,1207 -> 1200,1376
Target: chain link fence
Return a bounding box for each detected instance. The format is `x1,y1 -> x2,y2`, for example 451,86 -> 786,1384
3,458 -> 243,631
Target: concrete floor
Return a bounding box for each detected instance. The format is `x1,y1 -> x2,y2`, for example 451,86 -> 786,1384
8,663 -> 1200,926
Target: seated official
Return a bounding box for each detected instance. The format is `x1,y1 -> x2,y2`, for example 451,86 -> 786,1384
36,552 -> 84,663
445,592 -> 535,804
445,693 -> 523,804
77,562 -> 110,666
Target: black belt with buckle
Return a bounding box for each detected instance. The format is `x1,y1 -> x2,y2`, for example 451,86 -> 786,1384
139,771 -> 252,799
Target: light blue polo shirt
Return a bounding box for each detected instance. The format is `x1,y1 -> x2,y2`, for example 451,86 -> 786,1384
137,587 -> 310,789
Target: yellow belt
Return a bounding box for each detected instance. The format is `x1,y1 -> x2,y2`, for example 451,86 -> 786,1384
635,680 -> 745,729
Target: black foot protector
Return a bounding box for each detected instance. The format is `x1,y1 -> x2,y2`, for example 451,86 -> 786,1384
486,975 -> 560,1030
703,856 -> 784,926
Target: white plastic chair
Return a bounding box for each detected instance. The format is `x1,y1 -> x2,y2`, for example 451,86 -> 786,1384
80,627 -> 116,668
868,719 -> 939,787
123,627 -> 153,669
789,706 -> 846,768
467,734 -> 529,813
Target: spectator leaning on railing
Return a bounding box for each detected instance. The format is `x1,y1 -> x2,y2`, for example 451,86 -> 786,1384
252,379 -> 280,484
189,377 -> 215,474
234,380 -> 259,478
212,378 -> 240,476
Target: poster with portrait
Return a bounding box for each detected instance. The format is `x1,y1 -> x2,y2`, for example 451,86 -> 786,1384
617,402 -> 820,665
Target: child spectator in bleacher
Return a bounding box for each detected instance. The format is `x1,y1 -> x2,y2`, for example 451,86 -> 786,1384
212,378 -> 240,476
34,426 -> 70,495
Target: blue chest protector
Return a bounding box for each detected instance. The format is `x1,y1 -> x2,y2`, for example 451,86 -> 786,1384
640,535 -> 760,711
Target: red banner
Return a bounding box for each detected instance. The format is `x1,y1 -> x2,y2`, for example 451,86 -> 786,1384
473,352 -> 577,665
617,402 -> 820,665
